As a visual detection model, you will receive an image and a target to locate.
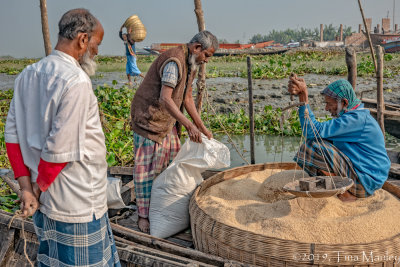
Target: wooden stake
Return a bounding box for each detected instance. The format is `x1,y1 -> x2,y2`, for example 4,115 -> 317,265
340,24 -> 343,42
247,56 -> 255,164
345,47 -> 357,90
194,0 -> 206,113
358,0 -> 377,72
376,45 -> 385,134
320,24 -> 324,42
39,0 -> 52,56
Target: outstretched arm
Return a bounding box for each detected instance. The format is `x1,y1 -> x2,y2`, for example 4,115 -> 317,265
160,85 -> 203,143
184,71 -> 212,140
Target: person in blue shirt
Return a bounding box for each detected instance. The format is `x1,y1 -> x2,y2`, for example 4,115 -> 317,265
119,26 -> 144,86
288,75 -> 390,202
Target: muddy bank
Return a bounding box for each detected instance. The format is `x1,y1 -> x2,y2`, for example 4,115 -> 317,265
204,74 -> 400,117
2,72 -> 400,118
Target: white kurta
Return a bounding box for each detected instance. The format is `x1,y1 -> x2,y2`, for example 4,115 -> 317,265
5,50 -> 108,223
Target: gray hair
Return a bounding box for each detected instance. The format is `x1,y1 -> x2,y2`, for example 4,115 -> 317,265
189,31 -> 219,51
58,9 -> 98,40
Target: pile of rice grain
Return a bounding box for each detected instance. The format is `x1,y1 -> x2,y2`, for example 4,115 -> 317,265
198,169 -> 400,244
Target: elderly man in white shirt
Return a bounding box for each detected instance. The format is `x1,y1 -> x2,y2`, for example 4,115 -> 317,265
5,9 -> 120,267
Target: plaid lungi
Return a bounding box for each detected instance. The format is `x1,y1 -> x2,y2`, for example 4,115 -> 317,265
294,139 -> 370,198
33,210 -> 121,267
133,127 -> 181,218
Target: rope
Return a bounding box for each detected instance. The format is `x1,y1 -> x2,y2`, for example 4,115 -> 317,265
8,210 -> 34,267
288,103 -> 350,196
302,113 -> 340,190
204,88 -> 250,165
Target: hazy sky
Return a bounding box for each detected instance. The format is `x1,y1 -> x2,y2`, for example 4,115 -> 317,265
0,0 -> 397,58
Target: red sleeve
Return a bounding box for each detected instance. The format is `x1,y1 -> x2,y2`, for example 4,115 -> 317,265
6,143 -> 30,179
36,159 -> 67,192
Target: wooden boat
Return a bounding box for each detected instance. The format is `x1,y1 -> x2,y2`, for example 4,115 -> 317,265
0,168 -> 242,267
382,39 -> 400,53
361,98 -> 400,139
146,41 -> 283,55
1,161 -> 400,267
369,33 -> 400,53
212,48 -> 288,57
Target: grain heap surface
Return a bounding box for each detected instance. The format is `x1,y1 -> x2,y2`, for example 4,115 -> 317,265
198,169 -> 400,244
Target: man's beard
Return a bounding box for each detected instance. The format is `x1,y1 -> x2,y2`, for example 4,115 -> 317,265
189,53 -> 199,73
79,50 -> 97,76
333,100 -> 343,118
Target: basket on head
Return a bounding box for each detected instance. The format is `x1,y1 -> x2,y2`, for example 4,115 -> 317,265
122,15 -> 147,42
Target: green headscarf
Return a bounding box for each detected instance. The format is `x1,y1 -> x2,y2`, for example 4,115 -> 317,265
321,79 -> 361,116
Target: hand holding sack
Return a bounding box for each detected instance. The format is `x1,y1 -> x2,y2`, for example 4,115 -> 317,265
149,136 -> 230,238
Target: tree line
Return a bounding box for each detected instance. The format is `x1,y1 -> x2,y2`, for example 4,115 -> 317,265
249,24 -> 354,44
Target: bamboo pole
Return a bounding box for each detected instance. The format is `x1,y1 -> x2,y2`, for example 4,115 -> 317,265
247,57 -> 255,164
194,0 -> 206,113
357,0 -> 377,72
376,45 -> 385,134
39,0 -> 52,56
345,47 -> 357,90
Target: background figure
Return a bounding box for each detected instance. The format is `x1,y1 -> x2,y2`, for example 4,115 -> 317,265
119,26 -> 144,87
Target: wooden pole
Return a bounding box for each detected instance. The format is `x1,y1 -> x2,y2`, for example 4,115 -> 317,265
340,24 -> 343,41
39,0 -> 52,56
345,47 -> 357,90
376,45 -> 385,134
194,0 -> 206,113
358,0 -> 377,72
247,56 -> 255,165
320,24 -> 324,42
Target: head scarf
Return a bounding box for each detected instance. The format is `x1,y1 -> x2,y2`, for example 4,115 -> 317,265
321,79 -> 361,116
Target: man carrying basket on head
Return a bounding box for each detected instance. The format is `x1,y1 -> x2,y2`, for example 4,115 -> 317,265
119,26 -> 144,87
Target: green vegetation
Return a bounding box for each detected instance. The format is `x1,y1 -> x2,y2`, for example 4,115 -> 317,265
0,84 -> 303,169
250,24 -> 354,44
2,51 -> 400,79
0,90 -> 12,169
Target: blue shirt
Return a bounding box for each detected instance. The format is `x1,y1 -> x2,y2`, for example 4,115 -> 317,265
299,104 -> 390,195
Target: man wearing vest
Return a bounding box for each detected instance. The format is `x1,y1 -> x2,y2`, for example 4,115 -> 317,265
130,31 -> 218,233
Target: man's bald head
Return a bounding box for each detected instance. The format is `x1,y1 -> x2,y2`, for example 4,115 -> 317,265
58,8 -> 99,40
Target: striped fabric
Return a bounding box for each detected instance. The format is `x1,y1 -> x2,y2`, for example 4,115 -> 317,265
133,127 -> 181,218
33,210 -> 121,267
294,139 -> 369,198
161,61 -> 179,88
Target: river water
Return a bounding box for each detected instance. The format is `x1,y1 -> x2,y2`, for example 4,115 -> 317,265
212,134 -> 400,168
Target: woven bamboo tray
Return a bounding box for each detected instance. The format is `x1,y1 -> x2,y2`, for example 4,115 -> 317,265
189,162 -> 400,266
122,15 -> 146,42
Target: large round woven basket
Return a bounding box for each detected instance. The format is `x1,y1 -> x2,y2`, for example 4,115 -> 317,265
189,162 -> 400,266
122,15 -> 146,42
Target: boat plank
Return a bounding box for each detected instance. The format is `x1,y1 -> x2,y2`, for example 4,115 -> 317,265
0,225 -> 15,266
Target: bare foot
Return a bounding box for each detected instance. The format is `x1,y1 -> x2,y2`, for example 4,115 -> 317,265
337,191 -> 357,202
138,217 -> 150,233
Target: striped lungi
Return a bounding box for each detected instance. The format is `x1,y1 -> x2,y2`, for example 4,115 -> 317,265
133,127 -> 181,218
294,139 -> 369,198
33,210 -> 121,267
